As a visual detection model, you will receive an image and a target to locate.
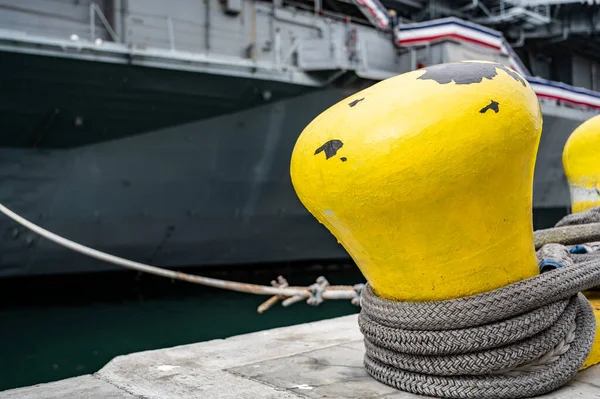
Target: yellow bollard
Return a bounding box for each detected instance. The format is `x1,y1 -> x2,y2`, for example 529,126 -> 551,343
563,114 -> 600,369
291,60 -> 541,302
291,60 -> 600,372
563,114 -> 600,213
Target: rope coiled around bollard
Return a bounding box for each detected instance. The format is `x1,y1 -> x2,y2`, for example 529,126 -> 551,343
358,259 -> 600,399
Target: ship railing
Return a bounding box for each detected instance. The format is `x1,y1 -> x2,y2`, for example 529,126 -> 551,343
116,2 -> 394,79
89,2 -> 120,43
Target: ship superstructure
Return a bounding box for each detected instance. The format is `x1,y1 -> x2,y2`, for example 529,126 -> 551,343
1,0 -> 599,276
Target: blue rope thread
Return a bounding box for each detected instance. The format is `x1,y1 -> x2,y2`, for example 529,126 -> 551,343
539,259 -> 565,273
570,245 -> 589,254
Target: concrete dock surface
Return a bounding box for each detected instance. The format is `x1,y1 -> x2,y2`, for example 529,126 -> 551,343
2,314 -> 600,399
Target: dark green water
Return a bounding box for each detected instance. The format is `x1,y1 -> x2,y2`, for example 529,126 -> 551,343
0,262 -> 363,392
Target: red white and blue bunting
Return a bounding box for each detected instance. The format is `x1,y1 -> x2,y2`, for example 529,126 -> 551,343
395,17 -> 600,111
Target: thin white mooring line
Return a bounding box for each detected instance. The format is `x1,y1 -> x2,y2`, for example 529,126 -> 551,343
0,202 -> 356,305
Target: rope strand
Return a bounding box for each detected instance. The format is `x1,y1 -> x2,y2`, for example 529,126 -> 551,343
0,202 -> 360,311
360,285 -> 596,398
360,206 -> 600,398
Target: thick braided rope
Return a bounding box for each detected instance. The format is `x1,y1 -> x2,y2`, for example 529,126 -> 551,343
359,259 -> 600,399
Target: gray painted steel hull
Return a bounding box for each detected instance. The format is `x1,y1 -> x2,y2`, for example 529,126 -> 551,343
533,114 -> 583,209
1,94 -> 581,277
1,51 -> 313,148
0,58 -> 582,278
0,90 -> 354,277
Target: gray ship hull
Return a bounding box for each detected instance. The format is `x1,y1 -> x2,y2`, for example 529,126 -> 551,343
1,51 -> 313,148
0,88 -> 583,278
0,44 -> 588,278
1,90 -> 351,277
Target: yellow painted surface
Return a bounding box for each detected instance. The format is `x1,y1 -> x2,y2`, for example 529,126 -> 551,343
290,61 -> 542,302
572,201 -> 600,213
582,291 -> 600,369
563,117 -> 600,368
563,114 -> 600,213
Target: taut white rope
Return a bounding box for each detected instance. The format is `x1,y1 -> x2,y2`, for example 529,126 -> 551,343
0,202 -> 357,310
